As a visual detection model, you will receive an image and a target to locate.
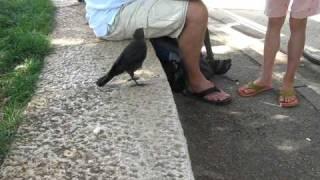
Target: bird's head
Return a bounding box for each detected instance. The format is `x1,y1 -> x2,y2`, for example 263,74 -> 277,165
133,28 -> 145,40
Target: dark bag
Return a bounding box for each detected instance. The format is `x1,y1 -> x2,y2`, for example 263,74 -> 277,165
150,36 -> 231,93
203,29 -> 232,75
150,37 -> 186,92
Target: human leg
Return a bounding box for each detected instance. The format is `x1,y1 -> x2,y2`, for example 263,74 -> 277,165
278,17 -> 307,107
238,0 -> 290,96
282,17 -> 307,90
238,17 -> 285,96
278,0 -> 319,107
257,17 -> 286,86
178,0 -> 231,102
282,0 -> 317,91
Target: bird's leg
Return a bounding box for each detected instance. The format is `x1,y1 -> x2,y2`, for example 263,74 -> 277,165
128,71 -> 142,86
132,78 -> 140,86
130,76 -> 140,81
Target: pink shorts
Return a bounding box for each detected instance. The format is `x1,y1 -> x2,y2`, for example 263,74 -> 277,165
265,0 -> 320,19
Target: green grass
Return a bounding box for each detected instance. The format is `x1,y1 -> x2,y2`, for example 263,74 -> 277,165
0,0 -> 55,162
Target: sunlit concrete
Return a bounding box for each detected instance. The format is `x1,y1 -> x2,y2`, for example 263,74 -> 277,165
52,38 -> 85,46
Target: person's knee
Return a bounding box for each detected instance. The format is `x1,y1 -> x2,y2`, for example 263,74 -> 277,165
186,1 -> 208,26
268,17 -> 285,31
289,17 -> 307,33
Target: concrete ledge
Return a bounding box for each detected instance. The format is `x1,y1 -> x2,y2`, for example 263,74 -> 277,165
0,1 -> 194,179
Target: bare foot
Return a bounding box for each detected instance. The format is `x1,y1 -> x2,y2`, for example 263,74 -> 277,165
189,79 -> 231,102
239,78 -> 272,95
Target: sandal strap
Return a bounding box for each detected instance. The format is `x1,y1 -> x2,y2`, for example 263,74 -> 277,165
280,89 -> 296,97
193,86 -> 221,97
247,82 -> 267,91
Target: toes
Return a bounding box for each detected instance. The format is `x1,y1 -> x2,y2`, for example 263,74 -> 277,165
239,86 -> 249,93
243,89 -> 254,94
286,96 -> 297,103
280,96 -> 297,104
205,92 -> 230,102
279,96 -> 285,102
239,86 -> 255,95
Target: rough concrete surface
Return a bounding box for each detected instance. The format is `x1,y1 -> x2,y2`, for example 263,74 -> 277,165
174,10 -> 320,180
0,1 -> 193,179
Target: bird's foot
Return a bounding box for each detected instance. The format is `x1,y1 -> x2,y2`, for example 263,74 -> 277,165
128,76 -> 146,86
133,79 -> 147,86
131,82 -> 147,87
127,76 -> 140,82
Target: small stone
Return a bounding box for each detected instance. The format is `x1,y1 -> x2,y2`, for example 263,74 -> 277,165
306,138 -> 311,142
64,149 -> 76,157
93,126 -> 102,135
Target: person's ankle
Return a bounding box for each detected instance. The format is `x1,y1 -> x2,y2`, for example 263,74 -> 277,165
281,83 -> 294,91
282,76 -> 295,90
189,78 -> 213,92
254,78 -> 272,86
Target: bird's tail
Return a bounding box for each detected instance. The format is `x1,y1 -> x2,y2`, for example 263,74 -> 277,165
96,74 -> 113,87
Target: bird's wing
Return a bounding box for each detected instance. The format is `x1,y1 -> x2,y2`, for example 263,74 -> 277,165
121,41 -> 147,64
107,52 -> 127,76
107,40 -> 147,77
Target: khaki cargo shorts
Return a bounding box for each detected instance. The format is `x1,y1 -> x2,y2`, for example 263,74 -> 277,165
103,0 -> 189,40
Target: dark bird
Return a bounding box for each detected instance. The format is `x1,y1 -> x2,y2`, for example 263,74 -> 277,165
96,28 -> 147,87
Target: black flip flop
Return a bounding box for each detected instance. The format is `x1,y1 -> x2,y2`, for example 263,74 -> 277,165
185,86 -> 232,105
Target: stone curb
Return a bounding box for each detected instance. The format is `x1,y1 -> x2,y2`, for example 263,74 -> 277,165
0,1 -> 194,179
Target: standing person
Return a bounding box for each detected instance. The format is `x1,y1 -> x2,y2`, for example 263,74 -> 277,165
238,0 -> 320,108
86,0 -> 232,105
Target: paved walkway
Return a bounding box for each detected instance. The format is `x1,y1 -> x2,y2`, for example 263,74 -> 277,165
0,1 -> 193,179
205,4 -> 320,64
209,8 -> 320,110
175,14 -> 320,180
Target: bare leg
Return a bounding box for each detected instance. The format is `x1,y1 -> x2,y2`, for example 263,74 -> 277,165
280,17 -> 307,103
241,17 -> 286,94
178,0 -> 230,101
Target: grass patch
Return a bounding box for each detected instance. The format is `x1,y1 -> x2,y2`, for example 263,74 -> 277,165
0,0 -> 55,162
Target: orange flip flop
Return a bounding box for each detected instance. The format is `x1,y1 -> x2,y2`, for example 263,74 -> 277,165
279,89 -> 299,108
238,82 -> 272,97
